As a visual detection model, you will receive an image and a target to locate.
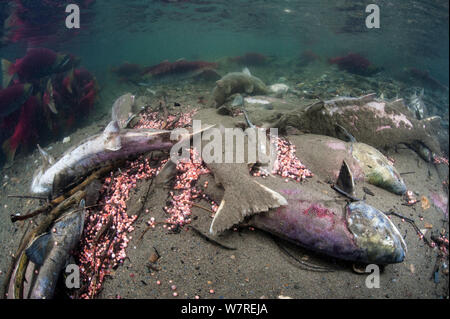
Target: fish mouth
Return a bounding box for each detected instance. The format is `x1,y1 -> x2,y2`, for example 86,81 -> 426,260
346,202 -> 407,264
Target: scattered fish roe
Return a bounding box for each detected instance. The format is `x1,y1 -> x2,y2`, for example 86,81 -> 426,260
164,148 -> 216,229
78,156 -> 164,298
433,155 -> 449,166
252,135 -> 313,182
136,109 -> 197,129
77,109 -> 197,298
272,136 -> 313,181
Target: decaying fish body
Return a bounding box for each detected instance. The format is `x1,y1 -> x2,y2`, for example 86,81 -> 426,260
209,68 -> 268,108
274,93 -> 442,155
8,201 -> 85,299
207,161 -> 407,264
250,188 -> 407,264
289,134 -> 406,195
31,121 -> 177,196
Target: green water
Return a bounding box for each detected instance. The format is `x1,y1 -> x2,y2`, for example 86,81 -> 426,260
0,0 -> 449,164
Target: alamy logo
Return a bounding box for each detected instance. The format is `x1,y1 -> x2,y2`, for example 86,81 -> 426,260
169,120 -> 278,166
365,264 -> 380,288
65,4 -> 80,29
65,264 -> 80,289
365,4 -> 380,29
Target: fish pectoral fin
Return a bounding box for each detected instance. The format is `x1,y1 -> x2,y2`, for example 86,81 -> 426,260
37,144 -> 55,169
103,121 -> 122,151
336,160 -> 355,196
209,181 -> 287,235
25,233 -> 52,266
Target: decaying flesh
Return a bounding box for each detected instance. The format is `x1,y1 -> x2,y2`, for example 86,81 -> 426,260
209,68 -> 268,108
207,159 -> 407,264
186,114 -> 407,263
289,134 -> 407,195
30,121 -> 209,196
274,94 -> 442,156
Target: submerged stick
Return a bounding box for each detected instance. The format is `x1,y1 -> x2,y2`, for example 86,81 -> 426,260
10,165 -> 115,224
7,195 -> 48,200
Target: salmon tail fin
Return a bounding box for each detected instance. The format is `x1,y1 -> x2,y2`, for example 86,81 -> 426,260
209,180 -> 287,235
1,59 -> 14,88
2,138 -> 17,168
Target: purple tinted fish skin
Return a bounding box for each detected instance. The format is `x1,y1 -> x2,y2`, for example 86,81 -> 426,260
251,196 -> 364,261
250,187 -> 406,264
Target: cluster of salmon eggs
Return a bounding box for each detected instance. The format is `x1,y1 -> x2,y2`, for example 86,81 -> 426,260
433,155 -> 449,166
136,109 -> 197,129
76,110 -> 197,298
78,156 -> 164,298
252,135 -> 313,182
163,148 -> 216,229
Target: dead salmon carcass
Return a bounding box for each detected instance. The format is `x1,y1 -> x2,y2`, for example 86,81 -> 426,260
207,160 -> 407,264
274,94 -> 442,156
289,134 -> 407,195
7,200 -> 85,299
31,120 -> 213,196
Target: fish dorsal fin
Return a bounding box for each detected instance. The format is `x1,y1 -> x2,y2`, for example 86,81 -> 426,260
37,144 -> 55,169
336,160 -> 355,196
242,67 -> 251,76
103,121 -> 122,151
25,233 -> 52,266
